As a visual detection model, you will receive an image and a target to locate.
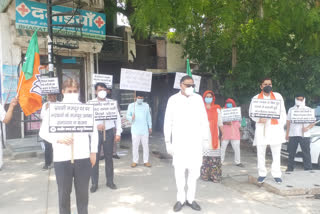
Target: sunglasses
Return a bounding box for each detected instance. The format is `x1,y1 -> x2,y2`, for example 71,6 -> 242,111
182,83 -> 196,88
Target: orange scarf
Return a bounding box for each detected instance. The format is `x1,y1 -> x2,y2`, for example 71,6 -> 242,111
258,91 -> 278,125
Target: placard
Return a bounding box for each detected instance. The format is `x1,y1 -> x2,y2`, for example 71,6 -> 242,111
249,99 -> 281,119
92,74 -> 113,89
173,72 -> 201,92
89,100 -> 118,121
40,77 -> 60,94
120,68 -> 152,92
49,103 -> 94,133
291,108 -> 316,124
222,107 -> 242,122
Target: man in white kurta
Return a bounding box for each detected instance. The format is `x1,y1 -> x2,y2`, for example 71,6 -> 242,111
249,78 -> 286,184
164,76 -> 209,212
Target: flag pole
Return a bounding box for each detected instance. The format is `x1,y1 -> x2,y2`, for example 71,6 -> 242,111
16,71 -> 25,98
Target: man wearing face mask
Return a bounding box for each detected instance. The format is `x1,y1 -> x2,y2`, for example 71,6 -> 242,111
286,94 -> 314,172
126,92 -> 152,167
40,79 -> 98,214
249,78 -> 286,184
164,75 -> 209,212
88,83 -> 122,193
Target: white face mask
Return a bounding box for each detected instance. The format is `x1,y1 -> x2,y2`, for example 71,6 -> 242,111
63,93 -> 79,103
295,98 -> 305,107
185,87 -> 194,96
97,90 -> 107,99
136,98 -> 143,104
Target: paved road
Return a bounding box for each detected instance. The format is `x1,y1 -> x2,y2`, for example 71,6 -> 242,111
0,133 -> 319,214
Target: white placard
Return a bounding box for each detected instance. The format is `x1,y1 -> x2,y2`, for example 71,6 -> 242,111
89,100 -> 118,121
49,103 -> 94,133
222,107 -> 242,122
120,68 -> 152,92
92,74 -> 113,89
249,99 -> 281,119
291,108 -> 316,124
40,77 -> 60,94
173,72 -> 201,92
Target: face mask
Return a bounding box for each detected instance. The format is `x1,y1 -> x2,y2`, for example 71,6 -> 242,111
63,93 -> 79,103
295,99 -> 305,107
205,97 -> 213,104
97,90 -> 107,99
136,98 -> 143,104
263,85 -> 272,93
185,87 -> 194,96
226,103 -> 233,108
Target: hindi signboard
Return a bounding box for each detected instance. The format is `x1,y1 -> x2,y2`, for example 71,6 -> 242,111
249,99 -> 281,119
49,103 -> 94,133
222,107 -> 242,122
173,72 -> 201,92
290,108 -> 316,124
40,77 -> 59,94
89,100 -> 118,121
92,74 -> 113,89
120,68 -> 152,92
15,0 -> 106,40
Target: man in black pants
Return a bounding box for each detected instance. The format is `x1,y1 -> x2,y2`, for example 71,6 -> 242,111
89,83 -> 122,192
286,94 -> 314,171
40,94 -> 57,170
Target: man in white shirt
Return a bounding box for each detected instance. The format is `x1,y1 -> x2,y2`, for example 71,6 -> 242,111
40,79 -> 98,214
0,97 -> 18,170
164,75 -> 209,212
249,78 -> 286,184
88,83 -> 122,193
286,94 -> 313,171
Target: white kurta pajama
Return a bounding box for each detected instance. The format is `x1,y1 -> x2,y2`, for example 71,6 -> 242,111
249,92 -> 286,178
164,91 -> 209,203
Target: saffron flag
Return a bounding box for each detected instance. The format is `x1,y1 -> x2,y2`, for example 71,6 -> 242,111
17,31 -> 42,116
186,59 -> 192,77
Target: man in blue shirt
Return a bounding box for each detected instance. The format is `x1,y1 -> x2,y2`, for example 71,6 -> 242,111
126,92 -> 152,167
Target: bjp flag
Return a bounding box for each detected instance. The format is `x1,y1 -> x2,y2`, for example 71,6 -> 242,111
17,31 -> 42,116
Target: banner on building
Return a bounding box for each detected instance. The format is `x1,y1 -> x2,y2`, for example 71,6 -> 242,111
249,99 -> 281,119
40,77 -> 60,95
1,65 -> 18,104
15,0 -> 106,40
173,72 -> 201,92
49,103 -> 94,133
120,68 -> 152,92
290,108 -> 316,124
222,107 -> 242,122
92,74 -> 113,89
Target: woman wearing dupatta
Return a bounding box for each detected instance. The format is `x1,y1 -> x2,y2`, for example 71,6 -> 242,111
200,90 -> 224,183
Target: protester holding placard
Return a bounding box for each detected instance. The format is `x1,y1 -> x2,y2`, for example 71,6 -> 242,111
221,98 -> 243,167
88,83 -> 122,193
164,76 -> 210,212
40,79 -> 98,214
0,98 -> 18,171
39,94 -> 57,170
249,78 -> 286,184
126,91 -> 152,168
200,90 -> 224,183
286,94 -> 314,172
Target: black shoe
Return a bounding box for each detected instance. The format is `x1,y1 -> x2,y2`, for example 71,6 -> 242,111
173,201 -> 185,212
257,176 -> 266,184
106,183 -> 117,189
113,154 -> 120,159
186,201 -> 201,211
42,165 -> 49,170
90,184 -> 98,193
